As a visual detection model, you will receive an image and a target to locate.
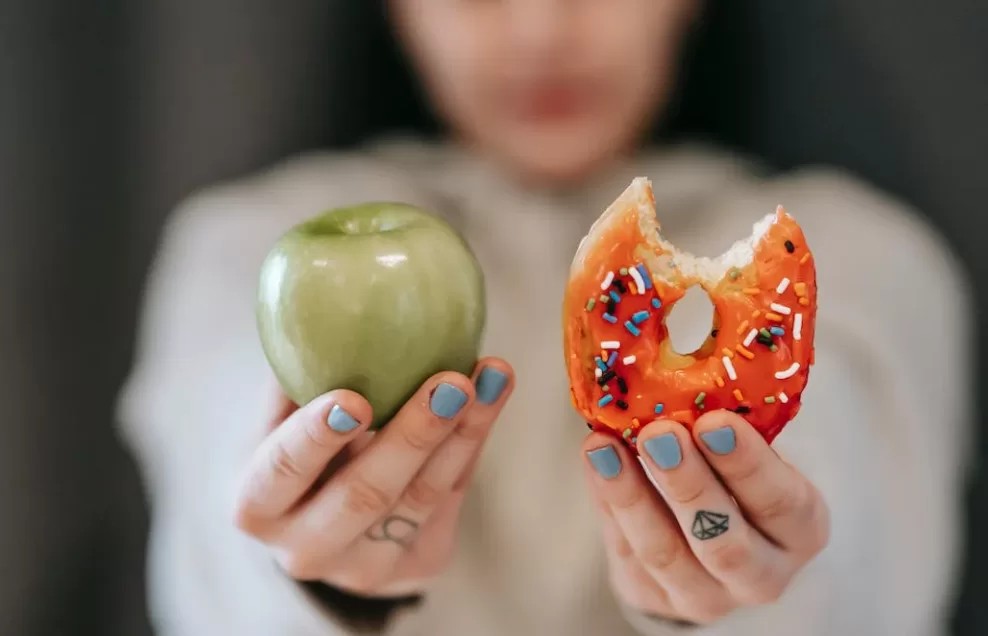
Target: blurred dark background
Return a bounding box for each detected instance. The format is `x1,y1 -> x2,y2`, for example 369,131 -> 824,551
1,1 -> 985,634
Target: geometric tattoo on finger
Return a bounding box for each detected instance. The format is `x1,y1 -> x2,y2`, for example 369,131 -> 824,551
364,515 -> 420,550
691,510 -> 729,541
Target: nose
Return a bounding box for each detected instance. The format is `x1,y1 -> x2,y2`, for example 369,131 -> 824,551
506,0 -> 570,62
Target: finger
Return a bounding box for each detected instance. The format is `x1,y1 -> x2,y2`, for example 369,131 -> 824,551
234,391 -> 372,536
637,420 -> 792,604
331,359 -> 514,585
582,433 -> 726,613
396,358 -> 513,512
692,411 -> 830,557
285,371 -> 475,556
449,361 -> 512,495
600,511 -> 674,617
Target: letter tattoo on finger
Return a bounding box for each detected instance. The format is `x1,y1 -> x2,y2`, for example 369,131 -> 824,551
691,510 -> 729,540
365,515 -> 420,549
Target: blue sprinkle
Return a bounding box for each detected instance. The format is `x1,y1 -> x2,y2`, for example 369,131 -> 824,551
595,357 -> 607,371
602,313 -> 617,323
651,298 -> 662,309
598,394 -> 614,407
654,403 -> 665,414
636,264 -> 654,290
770,326 -> 785,337
630,437 -> 638,444
608,291 -> 621,303
606,351 -> 618,368
624,321 -> 642,336
632,310 -> 650,324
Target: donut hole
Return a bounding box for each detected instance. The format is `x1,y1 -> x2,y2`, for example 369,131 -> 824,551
665,285 -> 716,356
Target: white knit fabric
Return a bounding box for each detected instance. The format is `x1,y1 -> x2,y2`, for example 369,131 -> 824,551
117,139 -> 974,636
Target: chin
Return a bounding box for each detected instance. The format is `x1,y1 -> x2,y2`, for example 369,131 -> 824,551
501,145 -> 621,189
490,122 -> 640,189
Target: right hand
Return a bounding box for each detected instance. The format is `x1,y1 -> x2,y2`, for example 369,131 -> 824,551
233,358 -> 514,598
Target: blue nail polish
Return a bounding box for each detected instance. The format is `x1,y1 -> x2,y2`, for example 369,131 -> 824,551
588,446 -> 622,479
700,427 -> 736,455
430,383 -> 468,419
644,433 -> 682,469
327,404 -> 360,432
475,367 -> 509,405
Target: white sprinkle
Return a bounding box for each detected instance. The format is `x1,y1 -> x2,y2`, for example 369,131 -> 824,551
722,356 -> 737,380
770,302 -> 792,315
779,392 -> 789,403
601,271 -> 615,290
775,363 -> 800,380
595,367 -> 603,379
629,266 -> 646,294
623,355 -> 637,365
776,277 -> 790,294
743,328 -> 758,347
794,314 -> 803,340
601,341 -> 621,349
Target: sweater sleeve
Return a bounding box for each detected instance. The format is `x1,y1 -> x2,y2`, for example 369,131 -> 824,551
617,169 -> 975,636
115,153 -> 447,636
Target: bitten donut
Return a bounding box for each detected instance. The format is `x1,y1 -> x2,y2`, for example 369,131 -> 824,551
563,178 -> 817,446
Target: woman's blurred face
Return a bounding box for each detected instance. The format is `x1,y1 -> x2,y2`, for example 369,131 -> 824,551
391,0 -> 696,185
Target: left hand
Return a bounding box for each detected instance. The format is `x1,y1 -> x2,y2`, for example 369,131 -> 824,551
582,410 -> 830,625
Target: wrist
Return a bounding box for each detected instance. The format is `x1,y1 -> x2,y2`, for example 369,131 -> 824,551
300,580 -> 424,633
618,600 -> 700,633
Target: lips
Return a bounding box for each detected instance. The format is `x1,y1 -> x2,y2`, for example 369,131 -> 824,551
512,83 -> 593,122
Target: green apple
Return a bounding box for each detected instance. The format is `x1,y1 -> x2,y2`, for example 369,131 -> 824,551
256,202 -> 486,429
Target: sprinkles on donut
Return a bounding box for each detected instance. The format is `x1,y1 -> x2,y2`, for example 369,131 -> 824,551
563,178 -> 817,446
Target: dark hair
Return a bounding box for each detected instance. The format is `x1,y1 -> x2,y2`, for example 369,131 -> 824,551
316,3 -> 441,148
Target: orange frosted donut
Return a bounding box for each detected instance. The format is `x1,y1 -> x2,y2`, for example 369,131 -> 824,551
563,178 -> 817,446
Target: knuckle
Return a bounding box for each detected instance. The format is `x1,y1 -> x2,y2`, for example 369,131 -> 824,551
666,479 -> 706,506
810,511 -> 832,553
609,483 -> 648,511
684,598 -> 734,625
343,475 -> 395,517
402,477 -> 445,512
752,488 -> 802,523
268,439 -> 304,480
398,417 -> 449,453
453,417 -> 491,444
797,493 -> 832,555
733,565 -> 790,606
705,536 -> 754,574
300,414 -> 336,449
638,538 -> 687,573
232,498 -> 263,537
277,551 -> 322,581
728,455 -> 764,485
613,532 -> 635,561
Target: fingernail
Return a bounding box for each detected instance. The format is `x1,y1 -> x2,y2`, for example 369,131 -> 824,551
587,446 -> 622,479
327,404 -> 360,432
643,433 -> 682,469
700,427 -> 736,455
475,367 -> 509,405
430,383 -> 468,419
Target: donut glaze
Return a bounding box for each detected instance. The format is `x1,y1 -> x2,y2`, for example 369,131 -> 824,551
563,178 -> 817,446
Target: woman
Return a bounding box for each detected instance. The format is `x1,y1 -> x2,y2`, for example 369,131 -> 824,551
117,1 -> 973,634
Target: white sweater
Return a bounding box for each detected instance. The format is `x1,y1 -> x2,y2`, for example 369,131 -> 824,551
117,139 -> 974,636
